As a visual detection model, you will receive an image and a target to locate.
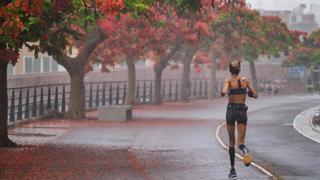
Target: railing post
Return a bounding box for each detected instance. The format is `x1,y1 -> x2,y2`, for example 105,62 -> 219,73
143,81 -> 146,102
205,80 -> 208,98
149,81 -> 153,103
95,84 -> 100,107
116,83 -> 120,105
109,83 -> 113,105
47,86 -> 51,109
122,84 -> 126,105
32,88 -> 37,117
39,88 -> 44,116
61,85 -> 66,112
188,80 -> 192,98
102,83 -> 106,106
169,81 -> 172,100
162,81 -> 166,99
136,81 -> 140,99
89,84 -> 93,108
175,80 -> 179,100
193,79 -> 197,97
25,89 -> 30,119
9,91 -> 15,122
199,80 -> 203,98
54,86 -> 58,111
17,90 -> 23,120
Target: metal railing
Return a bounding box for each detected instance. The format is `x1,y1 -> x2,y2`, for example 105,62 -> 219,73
8,77 -> 286,125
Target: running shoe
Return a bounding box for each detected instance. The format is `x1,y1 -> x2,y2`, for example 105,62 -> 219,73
228,168 -> 237,179
243,153 -> 253,167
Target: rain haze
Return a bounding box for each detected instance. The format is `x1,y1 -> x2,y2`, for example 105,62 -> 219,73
0,1 -> 320,180
248,0 -> 320,10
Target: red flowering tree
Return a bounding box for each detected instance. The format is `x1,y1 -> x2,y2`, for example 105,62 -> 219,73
242,15 -> 296,89
91,13 -> 153,105
177,8 -> 217,102
0,0 -> 45,147
145,4 -> 186,104
33,0 -> 129,119
211,1 -> 295,90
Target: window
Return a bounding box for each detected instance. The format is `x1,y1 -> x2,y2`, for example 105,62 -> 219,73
43,57 -> 50,72
51,59 -> 59,72
33,58 -> 41,73
7,62 -> 14,75
25,57 -> 33,74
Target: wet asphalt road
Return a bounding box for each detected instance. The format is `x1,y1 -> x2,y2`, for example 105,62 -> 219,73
221,99 -> 320,179
2,95 -> 320,180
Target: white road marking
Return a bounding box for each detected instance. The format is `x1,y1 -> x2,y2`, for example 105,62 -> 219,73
283,123 -> 293,126
215,122 -> 276,179
293,106 -> 320,144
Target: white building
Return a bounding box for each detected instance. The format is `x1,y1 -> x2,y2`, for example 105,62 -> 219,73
310,4 -> 320,27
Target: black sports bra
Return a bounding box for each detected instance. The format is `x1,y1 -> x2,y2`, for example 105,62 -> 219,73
228,78 -> 247,95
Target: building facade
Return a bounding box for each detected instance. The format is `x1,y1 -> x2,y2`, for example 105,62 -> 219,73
310,4 -> 320,27
259,4 -> 319,34
7,46 -> 64,76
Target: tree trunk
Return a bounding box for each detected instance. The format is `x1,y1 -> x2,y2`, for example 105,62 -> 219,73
0,61 -> 17,147
180,48 -> 199,102
209,53 -> 217,99
125,58 -> 136,105
154,69 -> 163,105
249,59 -> 258,91
180,60 -> 192,102
65,65 -> 86,119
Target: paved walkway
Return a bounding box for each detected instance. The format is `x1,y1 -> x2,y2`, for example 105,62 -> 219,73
1,95 -> 318,179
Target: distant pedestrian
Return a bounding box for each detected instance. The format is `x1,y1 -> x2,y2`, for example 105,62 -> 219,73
221,60 -> 258,179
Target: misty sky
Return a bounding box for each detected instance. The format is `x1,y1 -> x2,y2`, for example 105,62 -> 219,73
247,0 -> 320,12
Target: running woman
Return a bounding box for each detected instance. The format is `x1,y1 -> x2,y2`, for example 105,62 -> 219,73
221,60 -> 258,179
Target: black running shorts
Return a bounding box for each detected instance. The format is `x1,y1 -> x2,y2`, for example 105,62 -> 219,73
226,103 -> 248,125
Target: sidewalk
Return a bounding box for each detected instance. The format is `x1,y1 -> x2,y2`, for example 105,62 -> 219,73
1,99 -> 270,180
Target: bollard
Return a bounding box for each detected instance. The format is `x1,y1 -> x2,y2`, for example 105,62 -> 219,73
17,90 -> 23,120
25,89 -> 30,119
9,91 -> 15,122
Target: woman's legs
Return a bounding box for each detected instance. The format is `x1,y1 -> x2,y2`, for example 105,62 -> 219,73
227,124 -> 237,178
237,123 -> 246,146
227,124 -> 236,168
237,123 -> 252,166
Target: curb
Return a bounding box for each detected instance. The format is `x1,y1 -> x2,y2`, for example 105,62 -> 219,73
293,106 -> 320,144
215,122 -> 276,179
